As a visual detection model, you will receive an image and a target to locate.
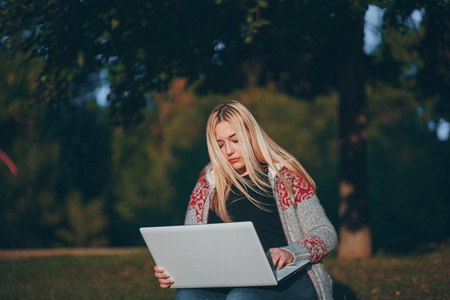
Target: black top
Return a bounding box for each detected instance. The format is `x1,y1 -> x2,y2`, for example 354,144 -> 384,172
208,175 -> 288,251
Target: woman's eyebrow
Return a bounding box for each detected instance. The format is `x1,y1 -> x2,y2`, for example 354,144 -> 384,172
217,133 -> 236,142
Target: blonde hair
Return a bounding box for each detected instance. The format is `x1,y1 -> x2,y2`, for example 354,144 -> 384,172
204,100 -> 316,222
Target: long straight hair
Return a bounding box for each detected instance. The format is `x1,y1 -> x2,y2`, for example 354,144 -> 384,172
204,100 -> 316,222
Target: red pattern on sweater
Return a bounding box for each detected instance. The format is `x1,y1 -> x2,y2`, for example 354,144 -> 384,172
187,176 -> 210,223
277,168 -> 315,211
301,235 -> 328,262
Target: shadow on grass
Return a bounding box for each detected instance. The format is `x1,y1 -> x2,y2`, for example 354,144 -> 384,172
333,280 -> 359,300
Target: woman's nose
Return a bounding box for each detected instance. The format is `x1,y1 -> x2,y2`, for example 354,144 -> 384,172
225,143 -> 234,155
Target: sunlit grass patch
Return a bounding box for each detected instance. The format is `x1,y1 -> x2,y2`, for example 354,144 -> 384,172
1,246 -> 448,299
324,246 -> 449,299
1,249 -> 176,300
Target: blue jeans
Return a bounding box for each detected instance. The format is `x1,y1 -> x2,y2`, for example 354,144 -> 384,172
173,269 -> 318,300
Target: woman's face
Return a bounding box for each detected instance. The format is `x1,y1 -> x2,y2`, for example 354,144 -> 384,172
215,121 -> 248,176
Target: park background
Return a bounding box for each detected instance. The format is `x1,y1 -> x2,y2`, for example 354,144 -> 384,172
1,0 -> 449,263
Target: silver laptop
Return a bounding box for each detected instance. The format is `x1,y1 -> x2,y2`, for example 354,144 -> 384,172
139,221 -> 308,288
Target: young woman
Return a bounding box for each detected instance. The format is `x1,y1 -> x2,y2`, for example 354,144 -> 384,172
154,100 -> 338,299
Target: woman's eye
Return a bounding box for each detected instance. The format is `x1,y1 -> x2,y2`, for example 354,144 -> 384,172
218,143 -> 224,148
232,140 -> 238,143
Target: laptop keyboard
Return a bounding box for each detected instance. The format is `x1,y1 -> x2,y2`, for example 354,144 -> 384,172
274,265 -> 298,280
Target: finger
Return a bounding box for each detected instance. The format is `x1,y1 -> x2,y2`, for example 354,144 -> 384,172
272,254 -> 280,268
154,265 -> 164,273
281,250 -> 293,265
159,277 -> 174,284
277,256 -> 287,269
269,248 -> 278,258
159,278 -> 174,288
155,272 -> 170,279
270,254 -> 275,264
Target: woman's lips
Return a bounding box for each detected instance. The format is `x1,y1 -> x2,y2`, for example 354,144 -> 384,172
228,158 -> 239,163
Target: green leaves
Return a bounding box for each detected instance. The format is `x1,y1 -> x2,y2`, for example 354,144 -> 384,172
243,0 -> 271,44
57,192 -> 109,247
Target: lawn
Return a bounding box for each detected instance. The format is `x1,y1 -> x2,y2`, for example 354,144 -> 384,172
1,246 -> 448,299
326,246 -> 449,300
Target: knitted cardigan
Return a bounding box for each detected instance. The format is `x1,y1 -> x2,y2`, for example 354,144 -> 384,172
184,163 -> 338,300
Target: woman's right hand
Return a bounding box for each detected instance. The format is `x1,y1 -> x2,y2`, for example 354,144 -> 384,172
154,265 -> 174,288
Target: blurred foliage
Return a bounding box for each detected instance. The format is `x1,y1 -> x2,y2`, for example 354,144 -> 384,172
57,191 -> 109,247
374,0 -> 450,117
1,57 -> 448,250
0,0 -> 248,122
0,0 -> 449,252
367,82 -> 450,252
1,0 -> 447,117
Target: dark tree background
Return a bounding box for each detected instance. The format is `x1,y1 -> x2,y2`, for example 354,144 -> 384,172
1,0 -> 449,258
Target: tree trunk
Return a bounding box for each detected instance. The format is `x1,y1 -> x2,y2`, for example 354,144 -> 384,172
336,6 -> 372,259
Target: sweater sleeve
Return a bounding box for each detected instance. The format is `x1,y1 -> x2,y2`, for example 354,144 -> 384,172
184,175 -> 210,225
279,171 -> 338,263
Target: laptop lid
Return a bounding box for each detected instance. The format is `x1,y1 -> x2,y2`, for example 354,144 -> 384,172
139,221 -> 308,288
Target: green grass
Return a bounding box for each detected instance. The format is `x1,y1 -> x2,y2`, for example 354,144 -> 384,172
1,247 -> 448,299
1,250 -> 176,300
324,246 -> 450,300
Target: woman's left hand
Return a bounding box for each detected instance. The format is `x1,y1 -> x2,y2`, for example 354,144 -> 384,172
269,248 -> 294,269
